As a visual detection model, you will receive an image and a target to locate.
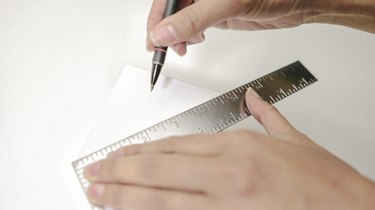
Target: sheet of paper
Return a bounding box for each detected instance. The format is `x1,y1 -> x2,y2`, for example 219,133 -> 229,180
80,65 -> 219,156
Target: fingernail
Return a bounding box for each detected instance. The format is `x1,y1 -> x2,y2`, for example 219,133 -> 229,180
171,44 -> 182,56
150,25 -> 177,46
88,184 -> 105,201
85,162 -> 101,179
247,88 -> 261,100
187,33 -> 205,45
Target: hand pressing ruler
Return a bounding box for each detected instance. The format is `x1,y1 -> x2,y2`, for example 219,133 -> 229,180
72,61 -> 318,210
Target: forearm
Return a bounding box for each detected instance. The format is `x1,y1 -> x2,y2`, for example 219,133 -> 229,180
304,0 -> 375,33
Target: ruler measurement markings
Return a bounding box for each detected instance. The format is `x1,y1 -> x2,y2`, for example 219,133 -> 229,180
160,121 -> 168,131
73,61 -> 317,210
127,136 -> 135,145
193,107 -> 202,115
230,112 -> 237,121
269,95 -> 276,103
119,139 -> 127,146
279,88 -> 287,97
146,127 -> 154,134
219,96 -> 225,104
232,90 -> 240,100
111,142 -> 120,151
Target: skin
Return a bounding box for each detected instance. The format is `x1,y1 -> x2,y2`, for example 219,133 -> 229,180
84,88 -> 375,210
146,0 -> 375,55
84,0 -> 375,209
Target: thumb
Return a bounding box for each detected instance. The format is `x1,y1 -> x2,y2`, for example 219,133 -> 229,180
245,88 -> 311,144
150,0 -> 235,47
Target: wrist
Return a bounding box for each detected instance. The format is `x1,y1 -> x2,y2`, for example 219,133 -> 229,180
302,0 -> 375,33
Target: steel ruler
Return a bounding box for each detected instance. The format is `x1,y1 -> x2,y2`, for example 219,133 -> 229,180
72,61 -> 318,210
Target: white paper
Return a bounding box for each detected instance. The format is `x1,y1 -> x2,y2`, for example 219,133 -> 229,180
80,65 -> 219,156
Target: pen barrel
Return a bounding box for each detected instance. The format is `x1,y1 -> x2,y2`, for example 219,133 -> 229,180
163,0 -> 179,18
152,47 -> 168,65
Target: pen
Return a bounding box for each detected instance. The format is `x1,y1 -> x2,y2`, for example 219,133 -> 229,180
150,0 -> 179,91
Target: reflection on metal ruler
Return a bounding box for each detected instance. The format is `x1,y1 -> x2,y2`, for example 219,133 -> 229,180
72,61 -> 318,210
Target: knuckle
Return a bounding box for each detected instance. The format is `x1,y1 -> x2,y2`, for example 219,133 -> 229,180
178,8 -> 202,36
217,130 -> 267,155
105,157 -> 155,182
99,159 -> 116,178
107,159 -> 124,180
129,143 -> 142,154
126,156 -> 156,181
235,130 -> 256,141
147,16 -> 157,30
224,130 -> 256,148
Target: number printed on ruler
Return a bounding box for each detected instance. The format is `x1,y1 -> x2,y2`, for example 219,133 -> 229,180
72,61 -> 318,210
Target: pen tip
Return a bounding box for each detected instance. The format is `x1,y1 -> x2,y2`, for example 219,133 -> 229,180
150,84 -> 154,92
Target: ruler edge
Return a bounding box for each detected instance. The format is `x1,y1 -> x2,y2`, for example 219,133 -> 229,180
72,60 -> 318,165
71,60 -> 318,206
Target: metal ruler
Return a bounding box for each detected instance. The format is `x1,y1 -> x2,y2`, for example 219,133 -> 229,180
72,61 -> 318,210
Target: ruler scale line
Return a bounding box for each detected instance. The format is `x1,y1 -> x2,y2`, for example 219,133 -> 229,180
72,61 -> 318,210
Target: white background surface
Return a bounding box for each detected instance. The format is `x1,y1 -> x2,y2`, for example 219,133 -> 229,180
80,65 -> 219,157
77,65 -> 220,210
1,0 -> 375,209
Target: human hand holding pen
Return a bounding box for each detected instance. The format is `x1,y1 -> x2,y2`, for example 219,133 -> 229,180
146,0 -> 375,56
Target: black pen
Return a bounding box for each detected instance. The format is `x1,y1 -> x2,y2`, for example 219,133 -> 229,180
150,0 -> 179,91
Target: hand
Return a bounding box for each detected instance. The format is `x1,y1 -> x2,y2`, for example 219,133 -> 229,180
84,88 -> 375,210
146,0 -> 308,56
146,0 -> 375,56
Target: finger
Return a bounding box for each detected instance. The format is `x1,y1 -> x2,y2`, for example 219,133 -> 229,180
147,0 -> 167,51
170,42 -> 187,56
186,33 -> 205,45
149,33 -> 204,55
214,19 -> 271,30
109,133 -> 230,158
85,153 -> 218,193
149,0 -> 238,47
87,183 -> 210,210
147,0 -> 194,51
245,88 -> 310,144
